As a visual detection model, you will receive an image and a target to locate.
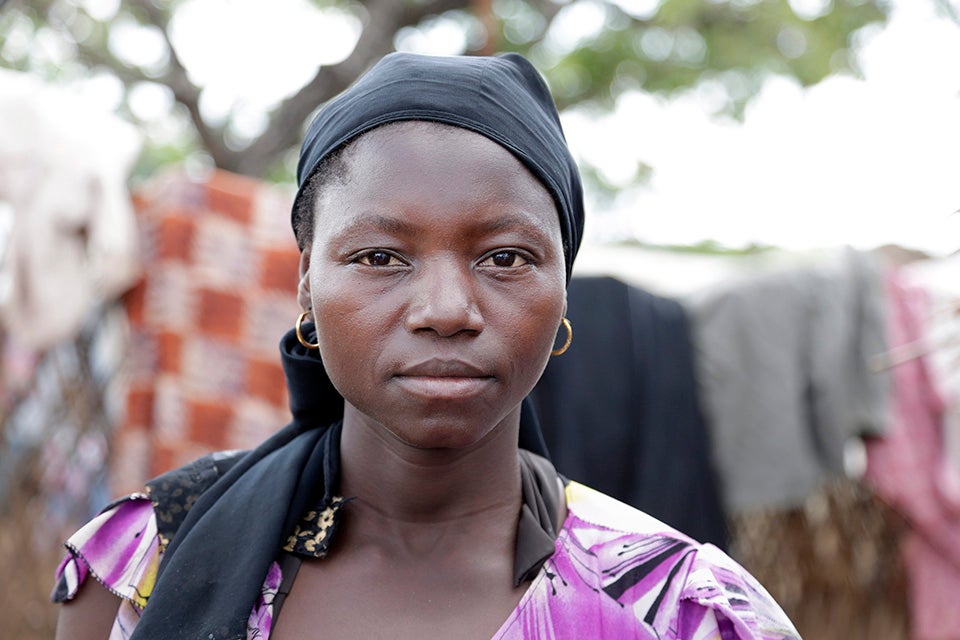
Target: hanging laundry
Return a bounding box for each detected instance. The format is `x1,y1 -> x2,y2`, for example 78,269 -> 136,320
902,255 -> 960,512
0,69 -> 141,351
687,248 -> 890,513
113,169 -> 302,495
529,275 -> 729,549
866,263 -> 960,640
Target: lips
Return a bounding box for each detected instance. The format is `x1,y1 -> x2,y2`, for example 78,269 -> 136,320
393,359 -> 494,399
398,359 -> 489,377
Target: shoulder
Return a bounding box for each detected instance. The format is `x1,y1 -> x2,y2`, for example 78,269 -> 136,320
560,482 -> 801,640
52,449 -> 248,608
564,479 -> 696,538
146,449 -> 247,547
679,544 -> 802,639
53,493 -> 158,608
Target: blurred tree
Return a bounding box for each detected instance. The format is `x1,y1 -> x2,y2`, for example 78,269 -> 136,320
0,0 -> 889,181
934,0 -> 960,25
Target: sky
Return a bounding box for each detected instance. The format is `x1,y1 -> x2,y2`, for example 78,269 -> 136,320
562,0 -> 960,257
74,0 -> 960,257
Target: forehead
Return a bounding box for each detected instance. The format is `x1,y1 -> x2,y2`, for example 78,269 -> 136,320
348,121 -> 544,191
315,122 -> 562,240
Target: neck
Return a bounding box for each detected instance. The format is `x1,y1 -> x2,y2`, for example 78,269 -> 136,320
338,405 -> 523,525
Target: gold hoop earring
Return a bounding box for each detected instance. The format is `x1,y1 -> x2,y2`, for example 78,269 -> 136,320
551,317 -> 572,356
295,310 -> 320,350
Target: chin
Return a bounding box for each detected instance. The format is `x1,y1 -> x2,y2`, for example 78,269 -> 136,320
382,413 -> 503,451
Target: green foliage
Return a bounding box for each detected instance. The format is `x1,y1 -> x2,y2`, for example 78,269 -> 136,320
578,157 -> 654,207
131,139 -> 202,181
0,0 -> 891,180
507,0 -> 889,117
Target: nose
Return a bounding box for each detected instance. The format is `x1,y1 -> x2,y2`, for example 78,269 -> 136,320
404,258 -> 484,338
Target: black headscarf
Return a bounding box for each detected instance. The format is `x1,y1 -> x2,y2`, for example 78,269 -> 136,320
292,52 -> 585,280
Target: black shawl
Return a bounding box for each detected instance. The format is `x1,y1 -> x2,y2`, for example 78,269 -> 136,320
130,328 -> 554,640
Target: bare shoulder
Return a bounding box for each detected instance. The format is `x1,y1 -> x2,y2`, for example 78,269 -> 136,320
55,578 -> 122,640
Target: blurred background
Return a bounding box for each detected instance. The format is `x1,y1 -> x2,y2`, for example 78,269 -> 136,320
1,0 -> 958,638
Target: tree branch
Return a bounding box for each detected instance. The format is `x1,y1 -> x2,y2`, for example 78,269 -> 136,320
234,0 -> 472,176
120,0 -> 237,168
933,0 -> 960,27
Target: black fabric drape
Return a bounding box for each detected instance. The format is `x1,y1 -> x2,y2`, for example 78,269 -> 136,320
529,276 -> 729,549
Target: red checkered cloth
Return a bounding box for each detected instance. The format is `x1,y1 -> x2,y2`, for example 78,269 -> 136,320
113,169 -> 301,495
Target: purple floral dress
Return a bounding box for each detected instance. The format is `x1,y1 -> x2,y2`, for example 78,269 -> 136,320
55,482 -> 800,639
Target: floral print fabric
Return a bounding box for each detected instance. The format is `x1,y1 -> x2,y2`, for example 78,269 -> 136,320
54,482 -> 799,639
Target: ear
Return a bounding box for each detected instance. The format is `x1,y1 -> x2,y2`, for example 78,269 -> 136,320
297,248 -> 312,311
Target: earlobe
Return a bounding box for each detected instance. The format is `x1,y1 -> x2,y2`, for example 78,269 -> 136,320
297,249 -> 312,311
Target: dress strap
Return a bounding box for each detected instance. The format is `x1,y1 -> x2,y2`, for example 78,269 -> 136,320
513,449 -> 566,585
271,552 -> 304,621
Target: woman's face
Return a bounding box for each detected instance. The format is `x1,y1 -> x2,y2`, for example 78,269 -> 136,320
299,122 -> 567,450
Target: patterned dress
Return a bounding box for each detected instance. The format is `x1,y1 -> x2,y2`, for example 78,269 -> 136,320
54,481 -> 800,639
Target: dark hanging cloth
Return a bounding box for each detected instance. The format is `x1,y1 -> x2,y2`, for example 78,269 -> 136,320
529,276 -> 729,549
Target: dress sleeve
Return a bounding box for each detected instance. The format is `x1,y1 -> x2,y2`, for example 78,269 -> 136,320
53,493 -> 284,640
51,494 -> 160,611
677,543 -> 801,640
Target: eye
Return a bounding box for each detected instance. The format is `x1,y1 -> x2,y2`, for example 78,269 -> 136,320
355,250 -> 404,267
480,250 -> 529,268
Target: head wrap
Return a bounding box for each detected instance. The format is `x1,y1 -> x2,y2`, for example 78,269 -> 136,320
292,52 -> 585,280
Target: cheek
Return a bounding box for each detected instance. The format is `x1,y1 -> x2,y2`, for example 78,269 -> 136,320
500,280 -> 567,372
308,272 -> 391,387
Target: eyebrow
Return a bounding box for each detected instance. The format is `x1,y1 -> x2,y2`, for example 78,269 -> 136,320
332,213 -> 416,239
330,212 -> 552,240
472,213 -> 546,236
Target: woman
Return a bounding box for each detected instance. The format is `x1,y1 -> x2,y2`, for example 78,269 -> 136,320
53,52 -> 801,639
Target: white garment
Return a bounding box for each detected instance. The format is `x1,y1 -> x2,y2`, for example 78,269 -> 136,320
0,69 -> 142,349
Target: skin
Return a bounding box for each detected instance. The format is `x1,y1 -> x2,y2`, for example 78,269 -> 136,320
56,121 -> 568,639
55,577 -> 123,640
305,122 -> 566,452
